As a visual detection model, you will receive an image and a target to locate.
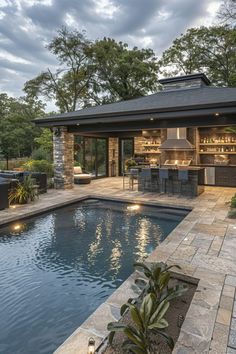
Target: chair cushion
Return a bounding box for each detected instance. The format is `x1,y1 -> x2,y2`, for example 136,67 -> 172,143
74,173 -> 91,179
74,166 -> 82,174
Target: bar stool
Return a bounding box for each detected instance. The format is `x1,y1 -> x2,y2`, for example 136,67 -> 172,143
139,169 -> 151,191
159,168 -> 171,194
178,169 -> 189,196
151,169 -> 160,192
129,168 -> 139,190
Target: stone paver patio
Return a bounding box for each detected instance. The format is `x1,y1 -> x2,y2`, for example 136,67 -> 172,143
1,177 -> 236,354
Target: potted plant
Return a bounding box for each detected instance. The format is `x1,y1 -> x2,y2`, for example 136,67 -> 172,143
125,158 -> 137,171
228,193 -> 236,218
9,175 -> 38,205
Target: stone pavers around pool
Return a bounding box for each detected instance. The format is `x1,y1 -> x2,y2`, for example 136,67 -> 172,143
0,177 -> 236,354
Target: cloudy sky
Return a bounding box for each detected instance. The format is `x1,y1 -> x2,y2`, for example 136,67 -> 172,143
0,0 -> 221,105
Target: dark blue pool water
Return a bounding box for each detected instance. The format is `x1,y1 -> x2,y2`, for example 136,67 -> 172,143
0,199 -> 188,354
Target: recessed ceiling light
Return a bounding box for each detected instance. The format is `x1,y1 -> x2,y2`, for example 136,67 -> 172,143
215,113 -> 220,116
77,123 -> 80,126
150,118 -> 154,121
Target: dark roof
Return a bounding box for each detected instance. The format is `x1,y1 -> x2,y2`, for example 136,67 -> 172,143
159,73 -> 211,86
35,86 -> 236,125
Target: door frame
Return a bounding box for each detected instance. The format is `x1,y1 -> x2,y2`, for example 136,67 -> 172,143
118,137 -> 134,176
75,136 -> 109,178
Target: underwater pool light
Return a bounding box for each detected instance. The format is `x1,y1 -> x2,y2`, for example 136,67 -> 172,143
127,204 -> 140,211
13,224 -> 21,231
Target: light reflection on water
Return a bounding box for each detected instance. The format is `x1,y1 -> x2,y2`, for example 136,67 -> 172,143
0,200 -> 187,354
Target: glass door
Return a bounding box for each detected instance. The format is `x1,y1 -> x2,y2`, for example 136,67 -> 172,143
119,138 -> 134,175
74,137 -> 108,178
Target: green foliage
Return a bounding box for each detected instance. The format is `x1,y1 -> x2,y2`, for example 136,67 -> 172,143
24,27 -> 93,113
159,25 -> 236,87
9,175 -> 38,204
108,293 -> 173,354
125,158 -> 137,170
34,129 -> 53,155
22,160 -> 53,178
133,262 -> 188,304
228,208 -> 236,218
230,194 -> 236,208
24,28 -> 159,112
108,262 -> 187,353
31,147 -> 52,161
90,37 -> 159,103
0,94 -> 45,162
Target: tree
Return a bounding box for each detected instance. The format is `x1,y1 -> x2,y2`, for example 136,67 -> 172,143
90,37 -> 159,103
159,26 -> 236,87
0,94 -> 45,166
24,27 -> 94,113
218,0 -> 236,25
24,29 -> 159,111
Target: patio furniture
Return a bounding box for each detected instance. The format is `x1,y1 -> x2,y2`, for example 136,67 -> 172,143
129,168 -> 139,190
74,166 -> 92,184
178,169 -> 189,196
159,168 -> 173,194
0,177 -> 10,209
0,171 -> 47,193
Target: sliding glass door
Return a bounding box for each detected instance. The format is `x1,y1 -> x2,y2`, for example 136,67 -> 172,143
74,137 -> 108,178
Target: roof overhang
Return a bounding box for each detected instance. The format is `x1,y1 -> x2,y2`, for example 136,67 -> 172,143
34,102 -> 236,127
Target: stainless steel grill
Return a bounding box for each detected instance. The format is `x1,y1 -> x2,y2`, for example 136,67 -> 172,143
164,159 -> 192,167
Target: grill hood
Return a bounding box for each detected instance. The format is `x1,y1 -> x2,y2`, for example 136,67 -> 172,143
159,128 -> 195,151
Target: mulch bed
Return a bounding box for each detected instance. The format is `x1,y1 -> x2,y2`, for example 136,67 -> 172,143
103,278 -> 197,354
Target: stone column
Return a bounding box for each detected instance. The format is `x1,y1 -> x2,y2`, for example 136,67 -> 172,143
108,137 -> 119,176
53,127 -> 74,189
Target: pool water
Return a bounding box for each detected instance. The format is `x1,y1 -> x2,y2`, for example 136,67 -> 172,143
0,199 -> 188,354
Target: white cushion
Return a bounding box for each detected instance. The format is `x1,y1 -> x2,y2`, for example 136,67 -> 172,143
74,166 -> 82,174
74,173 -> 91,179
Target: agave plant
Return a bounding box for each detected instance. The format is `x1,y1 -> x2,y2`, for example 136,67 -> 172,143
133,262 -> 188,304
108,293 -> 174,354
9,175 -> 38,204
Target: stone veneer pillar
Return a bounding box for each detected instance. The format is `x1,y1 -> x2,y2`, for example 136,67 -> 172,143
53,127 -> 74,189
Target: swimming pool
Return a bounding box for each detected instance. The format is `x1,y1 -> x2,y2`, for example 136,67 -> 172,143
0,199 -> 188,354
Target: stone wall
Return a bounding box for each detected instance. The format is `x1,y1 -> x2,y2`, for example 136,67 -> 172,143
108,137 -> 119,176
53,127 -> 74,189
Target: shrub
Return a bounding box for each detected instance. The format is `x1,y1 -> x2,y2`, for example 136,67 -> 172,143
22,159 -> 54,178
9,175 -> 38,204
31,147 -> 52,162
230,194 -> 236,208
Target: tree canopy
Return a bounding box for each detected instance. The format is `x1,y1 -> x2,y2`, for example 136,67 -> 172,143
159,25 -> 236,87
24,29 -> 159,112
24,28 -> 94,113
90,38 -> 158,104
218,0 -> 236,25
0,94 -> 45,162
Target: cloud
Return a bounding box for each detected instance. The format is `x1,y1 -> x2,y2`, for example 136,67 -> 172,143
0,0 -> 221,106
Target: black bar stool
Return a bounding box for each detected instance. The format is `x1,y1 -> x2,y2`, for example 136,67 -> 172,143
159,168 -> 170,194
178,169 -> 189,196
139,169 -> 151,191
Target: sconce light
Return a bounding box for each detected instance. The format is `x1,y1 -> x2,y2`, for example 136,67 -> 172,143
54,127 -> 62,137
87,337 -> 95,354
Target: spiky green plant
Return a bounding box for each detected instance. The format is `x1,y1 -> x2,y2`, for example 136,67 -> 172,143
9,175 -> 38,204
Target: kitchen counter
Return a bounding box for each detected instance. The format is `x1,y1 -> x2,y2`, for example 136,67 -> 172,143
138,167 -> 205,197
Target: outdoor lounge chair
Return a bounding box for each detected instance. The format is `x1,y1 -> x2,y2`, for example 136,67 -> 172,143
74,166 -> 92,184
